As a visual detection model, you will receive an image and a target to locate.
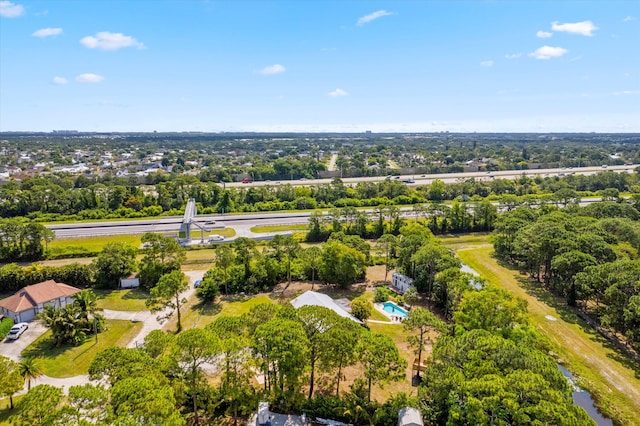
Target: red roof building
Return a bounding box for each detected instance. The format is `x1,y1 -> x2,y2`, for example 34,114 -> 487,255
0,280 -> 81,323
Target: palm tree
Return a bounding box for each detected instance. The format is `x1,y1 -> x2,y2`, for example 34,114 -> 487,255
73,289 -> 102,342
18,357 -> 43,391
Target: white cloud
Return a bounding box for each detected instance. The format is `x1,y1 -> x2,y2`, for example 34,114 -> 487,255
612,90 -> 640,96
480,60 -> 494,68
327,88 -> 348,97
76,73 -> 104,83
536,30 -> 553,38
623,16 -> 636,22
32,27 -> 63,38
52,76 -> 67,85
505,53 -> 522,59
258,64 -> 286,75
528,45 -> 568,60
80,32 -> 144,50
0,1 -> 24,17
357,10 -> 393,26
551,20 -> 598,36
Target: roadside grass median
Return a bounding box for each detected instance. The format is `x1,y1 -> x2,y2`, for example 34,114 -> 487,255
250,224 -> 309,233
21,319 -> 143,378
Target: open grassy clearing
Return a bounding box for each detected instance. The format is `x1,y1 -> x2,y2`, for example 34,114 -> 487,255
165,294 -> 276,332
250,224 -> 309,233
95,288 -> 149,311
49,234 -> 141,250
22,319 -> 143,378
457,246 -> 640,426
438,232 -> 491,250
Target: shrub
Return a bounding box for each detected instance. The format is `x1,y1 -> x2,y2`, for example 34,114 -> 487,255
0,317 -> 15,339
375,286 -> 392,303
351,296 -> 373,322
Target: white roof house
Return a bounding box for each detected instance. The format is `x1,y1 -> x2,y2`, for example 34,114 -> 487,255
398,407 -> 424,426
290,291 -> 362,324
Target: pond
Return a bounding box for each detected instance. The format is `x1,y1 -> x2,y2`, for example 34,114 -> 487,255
558,365 -> 613,426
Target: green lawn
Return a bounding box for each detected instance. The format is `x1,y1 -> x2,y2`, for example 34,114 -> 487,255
250,224 -> 309,233
22,319 -> 143,378
437,233 -> 491,250
170,294 -> 276,331
457,246 -> 640,426
95,288 -> 150,311
49,235 -> 141,252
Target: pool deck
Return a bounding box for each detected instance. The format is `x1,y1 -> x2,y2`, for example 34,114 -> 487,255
374,302 -> 407,323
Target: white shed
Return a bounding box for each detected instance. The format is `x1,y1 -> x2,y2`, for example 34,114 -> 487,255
392,272 -> 414,294
398,407 -> 424,426
119,275 -> 140,289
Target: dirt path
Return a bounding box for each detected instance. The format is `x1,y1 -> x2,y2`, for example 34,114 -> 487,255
457,246 -> 640,426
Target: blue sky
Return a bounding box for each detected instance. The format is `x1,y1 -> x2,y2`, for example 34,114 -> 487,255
1,0 -> 638,132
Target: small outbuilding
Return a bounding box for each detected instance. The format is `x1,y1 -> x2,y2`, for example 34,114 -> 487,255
392,272 -> 414,294
119,274 -> 140,289
398,407 -> 424,426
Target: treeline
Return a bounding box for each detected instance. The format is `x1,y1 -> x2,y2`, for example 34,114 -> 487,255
418,284 -> 596,425
493,202 -> 640,350
1,304 -> 410,426
306,201 -> 498,242
0,170 -> 638,222
0,219 -> 54,262
0,263 -> 95,292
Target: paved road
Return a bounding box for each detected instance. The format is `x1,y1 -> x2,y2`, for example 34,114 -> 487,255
222,164 -> 635,188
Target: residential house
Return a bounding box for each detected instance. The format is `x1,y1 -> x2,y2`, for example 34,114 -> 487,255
0,280 -> 81,323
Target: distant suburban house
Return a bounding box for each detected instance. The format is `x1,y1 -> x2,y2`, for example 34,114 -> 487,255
119,274 -> 140,289
290,290 -> 363,324
0,280 -> 81,323
391,272 -> 414,294
398,407 -> 424,426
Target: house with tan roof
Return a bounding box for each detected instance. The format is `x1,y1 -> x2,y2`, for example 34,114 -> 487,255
0,280 -> 81,323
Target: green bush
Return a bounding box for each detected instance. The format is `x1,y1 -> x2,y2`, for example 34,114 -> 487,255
0,317 -> 15,339
374,286 -> 392,303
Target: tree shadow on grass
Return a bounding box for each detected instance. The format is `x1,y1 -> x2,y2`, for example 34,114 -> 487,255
122,288 -> 150,301
22,336 -> 72,361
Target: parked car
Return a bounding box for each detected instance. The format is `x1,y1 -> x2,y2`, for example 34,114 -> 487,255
194,279 -> 202,288
7,322 -> 28,340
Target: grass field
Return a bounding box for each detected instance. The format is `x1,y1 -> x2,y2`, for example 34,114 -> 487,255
166,294 -> 276,331
95,288 -> 149,311
457,246 -> 640,426
22,319 -> 143,378
250,224 -> 309,233
49,234 -> 141,250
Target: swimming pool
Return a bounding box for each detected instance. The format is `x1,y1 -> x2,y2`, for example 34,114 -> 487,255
382,301 -> 408,318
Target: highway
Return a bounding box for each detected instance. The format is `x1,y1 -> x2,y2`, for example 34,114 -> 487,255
47,164 -> 636,238
225,164 -> 636,187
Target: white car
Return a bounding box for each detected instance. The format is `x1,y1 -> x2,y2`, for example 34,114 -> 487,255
6,322 -> 28,340
208,235 -> 225,242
